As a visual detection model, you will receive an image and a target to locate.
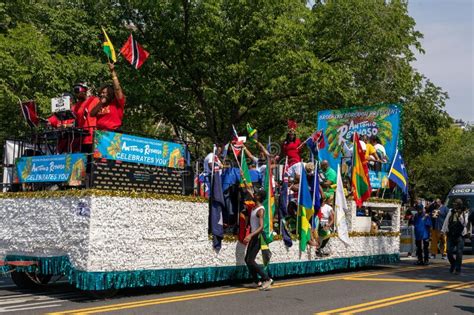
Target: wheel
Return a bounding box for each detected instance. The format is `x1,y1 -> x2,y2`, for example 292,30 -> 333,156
11,271 -> 52,290
87,288 -> 119,299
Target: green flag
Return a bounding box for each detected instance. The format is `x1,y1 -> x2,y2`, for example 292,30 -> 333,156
240,150 -> 252,190
262,159 -> 275,244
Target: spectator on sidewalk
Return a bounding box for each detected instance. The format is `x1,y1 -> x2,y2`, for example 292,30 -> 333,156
430,199 -> 448,259
442,199 -> 472,275
413,204 -> 432,265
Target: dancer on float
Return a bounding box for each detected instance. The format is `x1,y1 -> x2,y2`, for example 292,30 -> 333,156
282,120 -> 301,167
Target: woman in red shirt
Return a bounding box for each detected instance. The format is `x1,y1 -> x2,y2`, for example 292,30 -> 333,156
282,129 -> 301,167
90,62 -> 125,131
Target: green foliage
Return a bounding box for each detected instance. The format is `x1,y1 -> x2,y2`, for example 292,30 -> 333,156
410,127 -> 474,200
0,0 -> 466,197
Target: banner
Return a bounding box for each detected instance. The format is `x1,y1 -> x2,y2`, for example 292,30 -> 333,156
317,104 -> 401,171
93,131 -> 185,168
369,170 -> 390,189
15,153 -> 87,183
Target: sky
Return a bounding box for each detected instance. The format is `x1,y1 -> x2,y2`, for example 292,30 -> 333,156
408,0 -> 473,122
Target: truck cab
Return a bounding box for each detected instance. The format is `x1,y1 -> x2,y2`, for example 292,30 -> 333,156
445,183 -> 474,253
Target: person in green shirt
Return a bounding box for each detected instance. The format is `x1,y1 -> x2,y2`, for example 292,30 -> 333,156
320,160 -> 336,201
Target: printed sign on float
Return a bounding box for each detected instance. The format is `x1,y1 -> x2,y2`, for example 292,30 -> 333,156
15,153 -> 87,183
93,131 -> 185,168
317,104 -> 401,172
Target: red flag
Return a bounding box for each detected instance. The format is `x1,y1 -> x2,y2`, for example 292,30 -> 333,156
20,100 -> 39,128
312,130 -> 326,149
120,34 -> 150,69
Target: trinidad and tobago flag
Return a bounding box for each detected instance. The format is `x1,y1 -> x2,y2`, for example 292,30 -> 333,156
20,100 -> 39,128
120,34 -> 150,69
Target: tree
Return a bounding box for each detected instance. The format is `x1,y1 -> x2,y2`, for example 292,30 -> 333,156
410,127 -> 474,199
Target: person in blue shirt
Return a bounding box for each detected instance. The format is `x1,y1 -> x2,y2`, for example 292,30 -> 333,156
413,204 -> 432,265
249,164 -> 262,188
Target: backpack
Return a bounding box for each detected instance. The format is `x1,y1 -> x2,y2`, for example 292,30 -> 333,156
447,210 -> 464,238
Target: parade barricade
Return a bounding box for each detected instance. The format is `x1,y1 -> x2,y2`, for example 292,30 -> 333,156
399,224 -> 415,254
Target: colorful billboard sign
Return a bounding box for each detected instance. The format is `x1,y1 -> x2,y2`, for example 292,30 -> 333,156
15,153 -> 87,183
93,131 -> 185,168
317,104 -> 401,172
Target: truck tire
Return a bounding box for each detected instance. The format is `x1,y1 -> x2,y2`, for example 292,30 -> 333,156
11,271 -> 52,290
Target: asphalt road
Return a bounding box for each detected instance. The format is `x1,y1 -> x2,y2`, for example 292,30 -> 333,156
0,255 -> 472,315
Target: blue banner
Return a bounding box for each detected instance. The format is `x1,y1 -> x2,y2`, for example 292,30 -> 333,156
369,171 -> 390,189
15,153 -> 87,183
316,104 -> 401,172
93,131 -> 185,168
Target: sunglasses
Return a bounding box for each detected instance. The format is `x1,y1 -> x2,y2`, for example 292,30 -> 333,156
73,86 -> 87,94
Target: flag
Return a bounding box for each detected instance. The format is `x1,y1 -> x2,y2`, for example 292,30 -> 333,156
231,124 -> 244,157
278,157 -> 293,247
297,164 -> 315,252
388,149 -> 408,194
101,27 -> 117,63
351,133 -> 371,207
311,163 -> 321,229
240,150 -> 253,190
262,158 -> 275,244
19,100 -> 39,128
246,123 -> 258,143
210,168 -> 225,250
335,164 -> 350,245
231,138 -> 245,158
120,34 -> 150,69
306,130 -> 325,159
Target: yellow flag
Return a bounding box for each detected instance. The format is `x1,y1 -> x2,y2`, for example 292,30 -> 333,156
101,27 -> 117,63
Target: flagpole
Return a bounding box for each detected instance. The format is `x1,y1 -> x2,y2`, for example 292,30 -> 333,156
382,149 -> 398,199
280,156 -> 289,236
210,144 -> 216,199
297,136 -> 311,150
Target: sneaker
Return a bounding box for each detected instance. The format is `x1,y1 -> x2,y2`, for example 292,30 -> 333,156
430,254 -> 436,259
415,261 -> 424,266
260,279 -> 272,291
454,270 -> 461,275
423,260 -> 430,266
442,255 -> 447,260
257,281 -> 262,287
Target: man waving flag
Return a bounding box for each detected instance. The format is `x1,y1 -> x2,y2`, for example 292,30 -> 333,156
388,149 -> 409,194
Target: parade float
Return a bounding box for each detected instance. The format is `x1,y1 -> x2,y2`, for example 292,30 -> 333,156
0,104 -> 402,295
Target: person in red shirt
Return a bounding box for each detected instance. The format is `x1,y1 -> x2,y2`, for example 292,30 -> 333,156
90,62 -> 125,131
72,82 -> 99,152
282,129 -> 302,167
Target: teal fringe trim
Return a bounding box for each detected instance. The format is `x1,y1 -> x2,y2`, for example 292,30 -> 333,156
1,253 -> 399,291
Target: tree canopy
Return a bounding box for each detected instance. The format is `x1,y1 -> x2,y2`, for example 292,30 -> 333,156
1,0 -> 471,199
